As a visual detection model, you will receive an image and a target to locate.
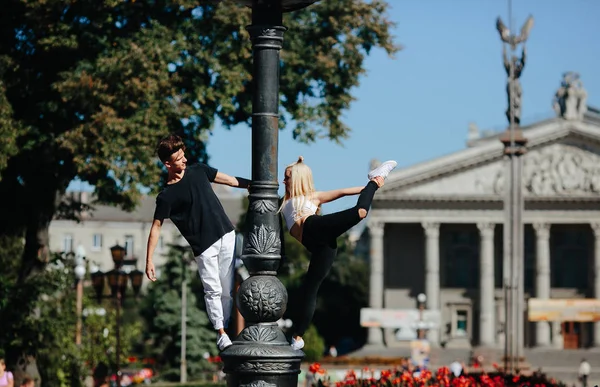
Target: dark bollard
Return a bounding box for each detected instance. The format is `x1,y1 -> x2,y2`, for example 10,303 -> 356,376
219,1 -> 320,386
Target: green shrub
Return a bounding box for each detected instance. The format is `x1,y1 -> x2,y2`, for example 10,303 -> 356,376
303,324 -> 325,362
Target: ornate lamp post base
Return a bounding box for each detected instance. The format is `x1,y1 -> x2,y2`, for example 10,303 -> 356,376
222,275 -> 302,387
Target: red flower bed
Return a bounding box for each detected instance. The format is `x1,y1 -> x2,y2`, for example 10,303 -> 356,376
308,364 -> 566,387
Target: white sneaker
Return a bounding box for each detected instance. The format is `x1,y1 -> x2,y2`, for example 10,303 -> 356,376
217,333 -> 232,351
368,160 -> 397,180
291,337 -> 304,350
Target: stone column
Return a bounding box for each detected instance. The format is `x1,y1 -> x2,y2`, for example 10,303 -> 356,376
477,223 -> 496,346
423,222 -> 440,345
533,223 -> 551,347
367,220 -> 385,345
592,224 -> 600,347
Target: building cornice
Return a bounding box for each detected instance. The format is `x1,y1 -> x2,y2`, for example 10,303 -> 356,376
381,120 -> 600,193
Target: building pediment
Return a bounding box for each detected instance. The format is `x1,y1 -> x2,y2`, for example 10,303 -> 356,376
378,119 -> 600,199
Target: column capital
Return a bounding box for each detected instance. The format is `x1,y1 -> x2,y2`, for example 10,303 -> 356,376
591,223 -> 600,238
533,223 -> 551,238
477,223 -> 495,238
422,222 -> 440,238
368,219 -> 385,236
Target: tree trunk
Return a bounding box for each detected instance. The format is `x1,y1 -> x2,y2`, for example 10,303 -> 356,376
18,186 -> 60,284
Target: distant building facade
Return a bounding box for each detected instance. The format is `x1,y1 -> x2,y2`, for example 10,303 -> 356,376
366,76 -> 600,350
49,184 -> 245,273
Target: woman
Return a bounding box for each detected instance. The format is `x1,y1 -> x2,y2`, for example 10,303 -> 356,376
280,157 -> 397,350
0,358 -> 14,387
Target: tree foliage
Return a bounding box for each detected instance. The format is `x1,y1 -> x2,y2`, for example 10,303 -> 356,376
79,297 -> 144,384
0,0 -> 397,282
302,324 -> 326,363
0,0 -> 397,368
140,242 -> 217,381
0,246 -> 141,387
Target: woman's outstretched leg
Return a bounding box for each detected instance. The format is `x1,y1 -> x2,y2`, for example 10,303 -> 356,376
305,179 -> 380,245
303,160 -> 397,244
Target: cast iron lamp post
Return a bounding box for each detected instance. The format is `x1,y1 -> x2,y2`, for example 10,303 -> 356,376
214,1 -> 319,386
90,244 -> 144,387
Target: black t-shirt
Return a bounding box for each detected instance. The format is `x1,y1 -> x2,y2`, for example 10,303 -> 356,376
153,163 -> 234,256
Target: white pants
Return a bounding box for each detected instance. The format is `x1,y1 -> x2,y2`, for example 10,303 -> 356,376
195,230 -> 236,330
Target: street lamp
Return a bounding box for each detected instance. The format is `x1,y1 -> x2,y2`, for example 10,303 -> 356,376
75,245 -> 87,346
217,1 -> 321,386
91,243 -> 144,387
110,244 -> 126,267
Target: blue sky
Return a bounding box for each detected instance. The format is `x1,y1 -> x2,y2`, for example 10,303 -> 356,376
203,0 -> 600,214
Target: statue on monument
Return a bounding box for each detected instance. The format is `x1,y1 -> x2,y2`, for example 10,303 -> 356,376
553,72 -> 588,121
496,15 -> 534,126
502,45 -> 526,125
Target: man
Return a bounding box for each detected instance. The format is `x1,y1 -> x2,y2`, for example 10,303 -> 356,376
449,359 -> 463,378
145,134 -> 250,351
578,358 -> 591,387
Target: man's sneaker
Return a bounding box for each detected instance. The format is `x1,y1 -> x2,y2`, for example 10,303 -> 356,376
368,160 -> 398,180
217,333 -> 232,351
291,337 -> 305,350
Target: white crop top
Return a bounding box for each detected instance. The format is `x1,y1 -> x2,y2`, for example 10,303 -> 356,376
281,196 -> 318,231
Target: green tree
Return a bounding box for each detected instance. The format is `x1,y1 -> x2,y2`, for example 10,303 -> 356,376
1,0 -> 397,374
141,243 -> 217,381
79,297 -> 144,381
302,324 -> 325,363
0,245 -> 143,387
0,0 -> 398,281
0,242 -> 84,387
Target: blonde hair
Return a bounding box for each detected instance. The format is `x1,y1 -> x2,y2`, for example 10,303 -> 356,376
279,156 -> 319,216
284,156 -> 315,200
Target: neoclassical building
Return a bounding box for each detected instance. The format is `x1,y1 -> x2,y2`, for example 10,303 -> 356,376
366,76 -> 600,350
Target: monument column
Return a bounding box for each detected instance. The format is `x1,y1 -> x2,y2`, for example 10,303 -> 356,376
533,223 -> 551,347
495,12 -> 533,372
423,222 -> 440,345
367,220 -> 385,345
478,223 -> 496,346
